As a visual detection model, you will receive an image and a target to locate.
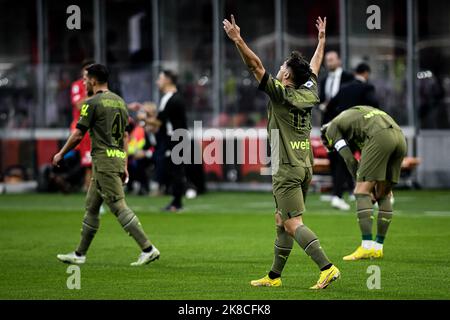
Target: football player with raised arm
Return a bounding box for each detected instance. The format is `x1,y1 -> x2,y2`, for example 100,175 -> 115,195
224,15 -> 340,289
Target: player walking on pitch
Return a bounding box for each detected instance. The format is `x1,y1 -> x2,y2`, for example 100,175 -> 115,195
224,15 -> 340,289
321,106 -> 407,260
53,64 -> 160,266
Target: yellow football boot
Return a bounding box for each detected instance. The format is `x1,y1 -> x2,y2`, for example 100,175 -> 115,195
310,265 -> 341,290
250,275 -> 282,287
371,249 -> 384,259
343,246 -> 374,261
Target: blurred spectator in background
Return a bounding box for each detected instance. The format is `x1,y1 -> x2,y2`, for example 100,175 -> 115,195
70,59 -> 95,191
127,102 -> 158,195
418,73 -> 447,128
319,51 -> 354,112
321,62 -> 380,211
3,165 -> 29,184
148,70 -> 188,212
324,62 -> 380,123
318,51 -> 354,210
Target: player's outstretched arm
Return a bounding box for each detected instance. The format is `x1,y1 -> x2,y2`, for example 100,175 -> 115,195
52,128 -> 85,166
223,14 -> 265,83
310,16 -> 327,77
338,146 -> 358,181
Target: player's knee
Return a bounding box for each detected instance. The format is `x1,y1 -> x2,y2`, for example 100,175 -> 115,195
274,211 -> 283,226
354,185 -> 369,195
284,218 -> 302,236
284,225 -> 295,236
354,181 -> 375,195
106,199 -> 127,217
375,185 -> 392,201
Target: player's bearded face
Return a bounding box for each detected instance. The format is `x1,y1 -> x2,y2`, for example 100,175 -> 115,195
84,77 -> 94,93
82,70 -> 93,93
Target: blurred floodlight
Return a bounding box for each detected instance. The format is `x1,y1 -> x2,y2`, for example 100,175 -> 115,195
0,78 -> 9,86
198,76 -> 209,86
417,70 -> 433,79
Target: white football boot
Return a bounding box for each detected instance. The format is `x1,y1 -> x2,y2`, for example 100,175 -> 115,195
130,246 -> 160,266
57,252 -> 86,265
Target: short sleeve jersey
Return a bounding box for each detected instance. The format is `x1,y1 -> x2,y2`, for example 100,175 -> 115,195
258,72 -> 319,167
76,91 -> 129,173
325,105 -> 402,151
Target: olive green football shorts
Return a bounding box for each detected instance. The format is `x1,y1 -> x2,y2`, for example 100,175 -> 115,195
272,164 -> 312,221
357,128 -> 407,184
86,164 -> 125,210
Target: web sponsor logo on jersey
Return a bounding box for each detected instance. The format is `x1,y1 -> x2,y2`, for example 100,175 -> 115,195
102,99 -> 126,109
364,109 -> 387,119
106,149 -> 126,159
289,139 -> 310,150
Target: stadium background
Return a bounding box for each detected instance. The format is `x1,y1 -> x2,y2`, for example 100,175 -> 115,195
0,0 -> 449,190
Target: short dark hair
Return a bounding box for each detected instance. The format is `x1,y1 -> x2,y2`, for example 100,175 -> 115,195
81,59 -> 95,69
86,64 -> 109,84
286,51 -> 312,88
355,62 -> 371,74
161,69 -> 178,86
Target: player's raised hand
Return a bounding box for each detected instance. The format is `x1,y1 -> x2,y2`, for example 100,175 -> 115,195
223,14 -> 241,42
316,16 -> 326,41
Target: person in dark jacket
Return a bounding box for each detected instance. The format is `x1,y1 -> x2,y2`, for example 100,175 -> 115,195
149,70 -> 188,212
318,51 -> 353,210
322,62 -> 380,211
319,51 -> 354,107
323,63 -> 379,123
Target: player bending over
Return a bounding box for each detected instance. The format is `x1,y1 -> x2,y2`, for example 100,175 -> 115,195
53,64 -> 160,266
224,15 -> 340,289
321,106 -> 407,260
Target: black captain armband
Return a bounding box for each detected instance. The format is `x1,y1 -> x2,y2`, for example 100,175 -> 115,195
334,139 -> 348,152
76,123 -> 89,134
257,72 -> 269,91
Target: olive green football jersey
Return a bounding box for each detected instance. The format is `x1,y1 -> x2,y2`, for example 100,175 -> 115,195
76,90 -> 129,173
258,72 -> 319,167
325,105 -> 402,151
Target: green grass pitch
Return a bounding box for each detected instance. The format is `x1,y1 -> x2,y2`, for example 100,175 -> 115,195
0,190 -> 449,300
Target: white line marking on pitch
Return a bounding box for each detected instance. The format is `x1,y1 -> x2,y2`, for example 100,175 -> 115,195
424,211 -> 450,216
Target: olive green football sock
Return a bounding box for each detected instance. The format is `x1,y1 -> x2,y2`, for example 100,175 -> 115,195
110,200 -> 152,250
294,225 -> 331,270
355,193 -> 374,241
76,187 -> 103,256
376,196 -> 393,244
76,212 -> 100,256
271,225 -> 293,275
